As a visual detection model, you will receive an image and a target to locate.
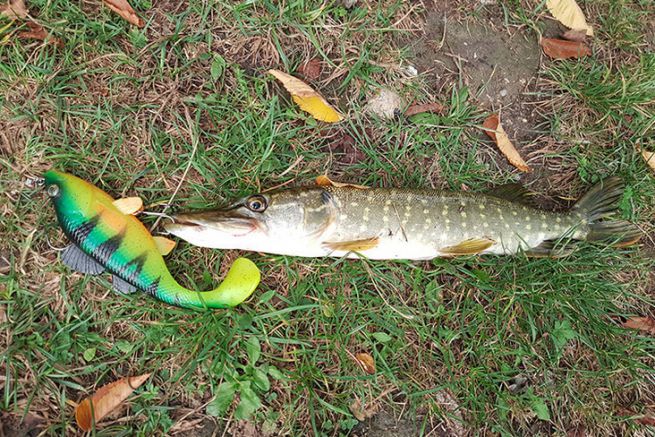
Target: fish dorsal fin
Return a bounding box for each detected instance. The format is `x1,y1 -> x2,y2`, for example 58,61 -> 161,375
323,237 -> 379,252
61,245 -> 105,275
113,197 -> 143,215
440,238 -> 495,256
316,175 -> 369,189
488,183 -> 537,207
153,236 -> 176,256
112,275 -> 138,294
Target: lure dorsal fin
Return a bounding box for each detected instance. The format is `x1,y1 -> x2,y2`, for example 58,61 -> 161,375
113,197 -> 143,215
61,245 -> 105,275
153,236 -> 176,256
112,275 -> 138,294
440,238 -> 495,256
323,237 -> 379,252
488,183 -> 537,207
316,175 -> 369,190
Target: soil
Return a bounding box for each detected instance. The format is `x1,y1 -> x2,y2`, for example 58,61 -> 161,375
410,8 -> 542,141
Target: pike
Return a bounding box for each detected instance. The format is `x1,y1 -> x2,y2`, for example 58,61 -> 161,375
164,177 -> 641,260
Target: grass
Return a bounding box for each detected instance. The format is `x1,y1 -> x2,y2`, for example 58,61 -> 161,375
1,0 -> 654,435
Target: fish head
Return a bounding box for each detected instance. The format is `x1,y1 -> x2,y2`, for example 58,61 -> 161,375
164,187 -> 335,252
43,170 -> 96,214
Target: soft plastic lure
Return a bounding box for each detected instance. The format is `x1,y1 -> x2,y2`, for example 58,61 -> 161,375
44,170 -> 260,309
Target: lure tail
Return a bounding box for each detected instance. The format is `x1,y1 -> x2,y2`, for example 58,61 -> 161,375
573,177 -> 641,247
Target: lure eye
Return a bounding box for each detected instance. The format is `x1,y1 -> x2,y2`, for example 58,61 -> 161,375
245,195 -> 267,212
47,184 -> 60,197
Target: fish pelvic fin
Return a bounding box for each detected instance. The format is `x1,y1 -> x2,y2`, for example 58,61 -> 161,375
440,238 -> 495,256
322,237 -> 379,253
573,177 -> 642,247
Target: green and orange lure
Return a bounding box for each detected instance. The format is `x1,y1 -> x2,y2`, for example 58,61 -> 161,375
44,170 -> 260,309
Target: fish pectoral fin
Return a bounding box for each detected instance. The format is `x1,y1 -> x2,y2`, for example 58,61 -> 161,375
153,236 -> 176,256
322,237 -> 379,252
440,238 -> 495,256
61,245 -> 105,275
112,275 -> 138,294
488,183 -> 538,207
524,239 -> 578,258
112,197 -> 144,215
316,175 -> 369,190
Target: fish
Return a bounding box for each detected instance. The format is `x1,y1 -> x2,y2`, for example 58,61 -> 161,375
164,176 -> 641,260
44,170 -> 260,309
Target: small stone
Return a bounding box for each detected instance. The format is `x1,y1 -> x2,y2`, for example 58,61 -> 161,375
342,0 -> 357,8
402,65 -> 418,77
364,89 -> 404,120
499,89 -> 508,97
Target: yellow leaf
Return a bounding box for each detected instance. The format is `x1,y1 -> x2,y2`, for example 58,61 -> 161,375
482,114 -> 531,173
641,149 -> 655,172
546,0 -> 593,36
75,373 -> 151,431
113,197 -> 143,215
354,352 -> 376,374
153,236 -> 176,256
268,69 -> 343,123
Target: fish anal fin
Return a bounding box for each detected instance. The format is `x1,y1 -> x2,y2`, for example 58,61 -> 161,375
323,237 -> 379,252
113,197 -> 144,215
61,245 -> 105,275
524,239 -> 577,258
316,175 -> 369,190
153,236 -> 176,256
440,238 -> 495,256
112,275 -> 138,294
488,183 -> 538,207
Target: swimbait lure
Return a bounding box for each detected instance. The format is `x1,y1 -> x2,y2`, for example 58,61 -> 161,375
45,170 -> 260,309
165,176 -> 641,259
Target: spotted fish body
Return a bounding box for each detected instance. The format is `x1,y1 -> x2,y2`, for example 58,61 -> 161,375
45,170 -> 260,309
165,178 -> 640,260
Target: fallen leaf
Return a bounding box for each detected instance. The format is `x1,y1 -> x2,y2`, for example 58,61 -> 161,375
405,102 -> 446,117
637,416 -> 655,426
364,88 -> 403,120
268,69 -> 343,123
641,149 -> 655,172
0,0 -> 27,20
103,0 -> 145,27
540,37 -> 591,59
316,175 -> 369,189
113,197 -> 143,215
546,0 -> 593,36
75,373 -> 151,431
622,316 -> 655,335
326,133 -> 366,164
562,29 -> 587,42
296,58 -> 322,81
482,114 -> 531,172
349,398 -> 378,421
354,352 -> 376,374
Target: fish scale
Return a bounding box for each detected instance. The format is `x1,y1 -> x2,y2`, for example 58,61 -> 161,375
165,177 -> 640,260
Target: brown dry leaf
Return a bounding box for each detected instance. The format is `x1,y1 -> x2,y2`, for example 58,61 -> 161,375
354,352 -> 376,374
268,69 -> 343,123
349,398 -> 379,421
562,29 -> 587,42
405,102 -> 446,117
103,0 -> 145,27
637,416 -> 655,426
316,175 -> 369,190
0,0 -> 27,20
296,58 -> 322,81
16,22 -> 63,47
75,373 -> 151,431
546,0 -> 593,36
641,149 -> 655,172
482,114 -> 531,173
540,38 -> 591,59
622,316 -> 655,335
113,197 -> 143,215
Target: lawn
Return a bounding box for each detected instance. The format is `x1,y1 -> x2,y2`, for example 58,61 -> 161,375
1,0 -> 654,435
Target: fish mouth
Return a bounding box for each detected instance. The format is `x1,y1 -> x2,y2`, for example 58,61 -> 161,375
164,210 -> 260,238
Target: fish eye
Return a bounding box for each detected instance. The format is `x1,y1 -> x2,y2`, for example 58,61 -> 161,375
245,195 -> 267,212
47,184 -> 60,197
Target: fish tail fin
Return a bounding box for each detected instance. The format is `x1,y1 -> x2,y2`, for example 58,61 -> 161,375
155,258 -> 261,309
573,177 -> 641,247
